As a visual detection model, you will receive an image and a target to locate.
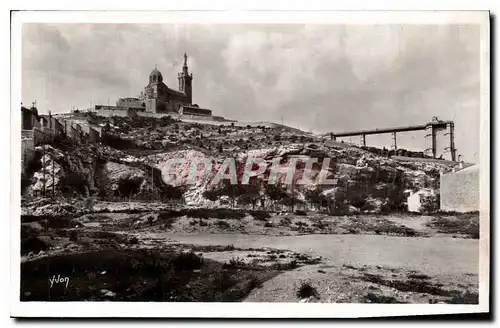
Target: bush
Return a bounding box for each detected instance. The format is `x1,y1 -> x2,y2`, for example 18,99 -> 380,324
421,194 -> 440,214
296,281 -> 319,299
295,221 -> 308,228
171,251 -> 203,271
312,221 -> 327,230
251,211 -> 271,221
101,134 -> 137,150
427,214 -> 479,239
216,220 -> 230,229
147,216 -> 155,226
69,230 -> 78,242
157,211 -> 179,229
223,257 -> 245,269
60,172 -> 88,196
280,217 -> 292,226
21,237 -> 49,255
294,210 -> 307,216
129,237 -> 139,244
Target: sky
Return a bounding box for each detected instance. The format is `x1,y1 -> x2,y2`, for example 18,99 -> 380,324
22,23 -> 481,162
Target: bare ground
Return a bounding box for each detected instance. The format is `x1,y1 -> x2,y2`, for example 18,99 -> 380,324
20,205 -> 479,303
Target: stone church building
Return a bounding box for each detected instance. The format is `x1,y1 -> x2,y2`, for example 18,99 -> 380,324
142,53 -> 193,113
97,53 -> 212,117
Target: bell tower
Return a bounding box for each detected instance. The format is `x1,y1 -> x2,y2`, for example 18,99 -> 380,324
178,53 -> 193,104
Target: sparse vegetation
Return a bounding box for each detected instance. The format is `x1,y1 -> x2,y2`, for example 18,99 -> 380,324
420,194 -> 440,214
426,213 -> 479,239
279,217 -> 292,226
223,257 -> 245,269
296,280 -> 319,300
171,251 -> 204,271
363,292 -> 404,304
216,220 -> 230,229
251,211 -> 271,221
20,111 -> 478,304
69,230 -> 78,242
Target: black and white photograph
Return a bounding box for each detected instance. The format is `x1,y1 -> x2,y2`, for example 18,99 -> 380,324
10,10 -> 490,318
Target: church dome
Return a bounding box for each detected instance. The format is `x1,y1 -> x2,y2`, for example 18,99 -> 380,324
149,67 -> 163,84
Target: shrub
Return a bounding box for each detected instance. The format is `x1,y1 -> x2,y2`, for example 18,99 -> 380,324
223,257 -> 245,269
129,237 -> 139,244
264,222 -> 274,228
280,217 -> 292,226
312,221 -> 327,230
251,211 -> 271,221
295,221 -> 308,228
427,214 -> 479,239
157,211 -> 180,229
363,292 -> 401,304
147,216 -> 155,226
296,281 -> 319,299
171,251 -> 203,271
101,133 -> 137,149
69,230 -> 78,242
294,210 -> 307,216
420,194 -> 440,214
202,190 -> 219,201
447,291 -> 479,304
60,172 -> 88,196
216,220 -> 230,229
21,237 -> 49,255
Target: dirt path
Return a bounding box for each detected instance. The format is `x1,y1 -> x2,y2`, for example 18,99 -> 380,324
147,232 -> 478,277
150,232 -> 479,303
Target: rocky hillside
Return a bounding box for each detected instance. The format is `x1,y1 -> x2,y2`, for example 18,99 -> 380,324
21,112 -> 453,214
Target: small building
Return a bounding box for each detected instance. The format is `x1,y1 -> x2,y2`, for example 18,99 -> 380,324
440,164 -> 479,212
116,97 -> 145,111
405,188 -> 436,213
95,105 -> 122,111
21,105 -> 40,130
179,105 -> 212,117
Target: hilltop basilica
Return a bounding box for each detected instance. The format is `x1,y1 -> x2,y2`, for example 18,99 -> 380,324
96,53 -> 212,117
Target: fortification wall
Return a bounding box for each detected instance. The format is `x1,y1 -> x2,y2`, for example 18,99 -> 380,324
95,109 -> 134,118
22,130 -> 34,140
33,128 -> 54,145
179,114 -> 216,121
21,138 -> 35,171
440,166 -> 479,212
136,112 -> 179,119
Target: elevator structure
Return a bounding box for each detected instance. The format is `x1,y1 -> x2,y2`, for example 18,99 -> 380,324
329,117 -> 457,162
